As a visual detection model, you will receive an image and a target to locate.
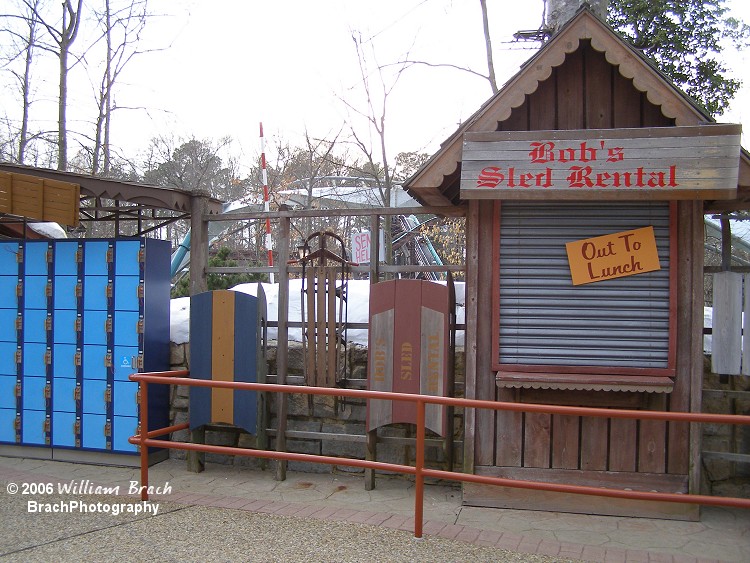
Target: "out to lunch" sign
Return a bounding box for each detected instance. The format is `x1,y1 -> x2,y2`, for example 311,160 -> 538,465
460,125 -> 740,200
565,226 -> 661,286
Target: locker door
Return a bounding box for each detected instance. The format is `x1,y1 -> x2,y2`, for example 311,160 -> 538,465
0,342 -> 18,375
23,242 -> 49,276
52,377 -> 77,413
22,343 -> 47,377
53,310 -> 78,344
81,414 -> 106,450
21,410 -> 47,445
115,241 -> 142,276
53,276 -> 78,310
113,346 -> 140,381
0,310 -> 18,342
52,344 -> 77,379
83,242 -> 110,276
82,345 -> 108,380
114,311 -> 140,347
83,276 -> 109,311
22,310 -> 49,343
0,275 -> 19,310
0,242 -> 20,265
0,408 -> 16,443
83,311 -> 108,345
52,411 -> 77,447
0,375 -> 18,409
82,379 -> 108,415
23,276 -> 49,310
114,277 -> 141,311
112,415 -> 138,453
113,380 -> 138,418
54,242 -> 79,276
21,376 -> 47,411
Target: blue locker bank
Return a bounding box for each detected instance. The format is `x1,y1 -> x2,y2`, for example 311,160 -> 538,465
0,238 -> 170,465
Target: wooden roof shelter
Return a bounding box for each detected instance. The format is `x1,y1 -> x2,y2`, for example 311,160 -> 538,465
0,162 -> 223,238
403,7 -> 748,520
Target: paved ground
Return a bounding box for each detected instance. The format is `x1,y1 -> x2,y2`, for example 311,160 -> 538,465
0,455 -> 748,562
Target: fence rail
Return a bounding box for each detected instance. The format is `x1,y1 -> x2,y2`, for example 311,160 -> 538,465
129,370 -> 750,538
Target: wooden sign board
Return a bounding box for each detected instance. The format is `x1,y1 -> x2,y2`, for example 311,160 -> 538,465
0,171 -> 80,227
460,125 -> 741,200
367,279 -> 448,436
189,288 -> 266,434
566,226 -> 661,285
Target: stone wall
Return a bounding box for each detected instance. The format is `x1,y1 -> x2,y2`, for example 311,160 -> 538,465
167,341 -> 465,474
167,342 -> 748,496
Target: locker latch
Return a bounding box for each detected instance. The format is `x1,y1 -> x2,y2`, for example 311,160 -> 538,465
105,317 -> 113,333
134,355 -> 144,370
106,247 -> 113,263
138,248 -> 145,263
74,419 -> 81,448
14,415 -> 20,430
104,352 -> 112,367
43,416 -> 50,432
14,381 -> 21,398
15,348 -> 21,364
44,383 -> 51,400
16,247 -> 23,263
104,386 -> 112,403
45,281 -> 52,297
15,283 -> 22,297
15,315 -> 21,331
74,384 -> 81,402
106,282 -> 113,298
44,349 -> 51,365
75,316 -> 82,333
44,314 -> 52,332
104,420 -> 111,437
74,350 -> 82,366
136,387 -> 141,405
75,282 -> 82,298
137,319 -> 144,334
137,283 -> 145,299
45,249 -> 52,263
75,248 -> 83,263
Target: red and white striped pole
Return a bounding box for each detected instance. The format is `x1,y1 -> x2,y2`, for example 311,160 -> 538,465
260,122 -> 274,284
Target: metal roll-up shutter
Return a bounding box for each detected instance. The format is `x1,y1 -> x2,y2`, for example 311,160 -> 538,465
498,202 -> 670,369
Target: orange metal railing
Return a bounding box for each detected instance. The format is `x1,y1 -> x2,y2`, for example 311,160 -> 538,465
129,371 -> 750,538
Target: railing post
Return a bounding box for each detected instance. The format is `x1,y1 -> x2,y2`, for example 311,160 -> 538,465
414,399 -> 425,538
139,379 -> 149,501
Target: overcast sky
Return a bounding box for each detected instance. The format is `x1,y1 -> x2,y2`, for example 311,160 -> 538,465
4,0 -> 749,174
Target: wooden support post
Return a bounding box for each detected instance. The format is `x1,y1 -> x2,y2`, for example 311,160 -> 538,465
186,193 -> 210,472
189,194 -> 210,295
275,212 -> 291,481
187,427 -> 206,473
365,213 -> 380,491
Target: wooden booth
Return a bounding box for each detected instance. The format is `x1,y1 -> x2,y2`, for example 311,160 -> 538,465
403,8 -> 750,520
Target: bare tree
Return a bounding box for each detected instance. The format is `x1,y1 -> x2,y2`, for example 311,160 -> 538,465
90,0 -> 151,176
479,0 -> 498,94
26,0 -> 84,170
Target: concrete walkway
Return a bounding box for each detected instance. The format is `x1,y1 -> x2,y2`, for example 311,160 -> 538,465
0,455 -> 748,562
